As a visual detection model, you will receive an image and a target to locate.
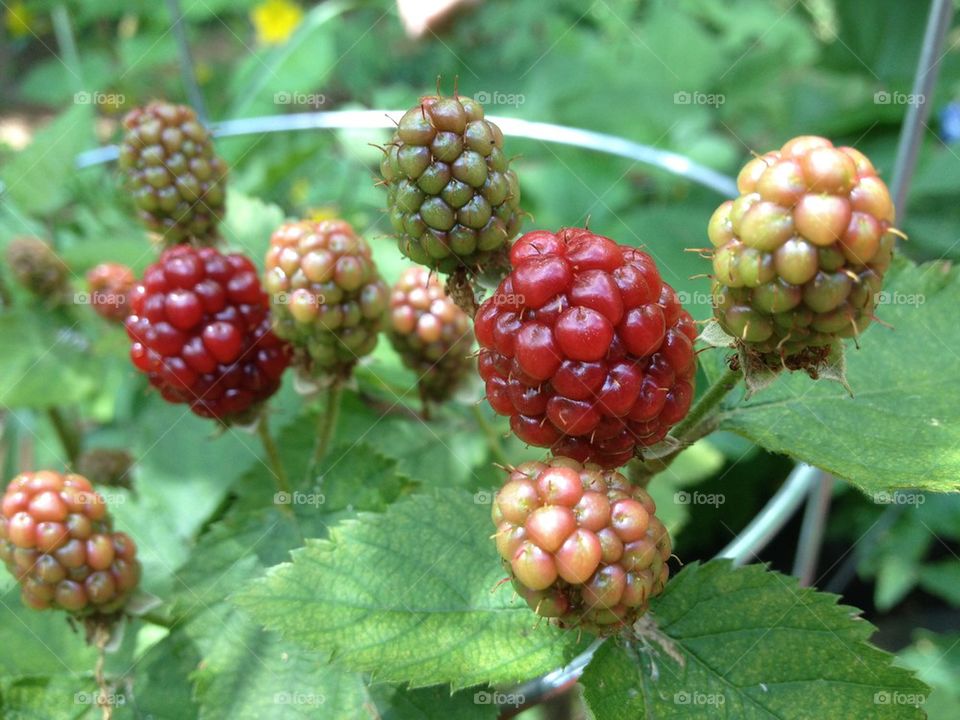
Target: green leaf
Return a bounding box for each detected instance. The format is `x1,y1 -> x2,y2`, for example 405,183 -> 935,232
708,258 -> 960,493
581,561 -> 928,719
1,105 -> 94,216
896,630 -> 960,720
647,439 -> 726,535
917,561 -> 960,606
235,489 -> 586,689
370,684 -> 497,720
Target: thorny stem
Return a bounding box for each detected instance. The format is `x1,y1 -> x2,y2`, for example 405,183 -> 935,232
47,406 -> 81,467
472,404 -> 510,467
94,625 -> 111,720
257,414 -> 291,497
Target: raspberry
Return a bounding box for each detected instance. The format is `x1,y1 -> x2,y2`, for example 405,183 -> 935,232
86,262 -> 135,322
264,219 -> 388,379
0,471 -> 141,615
118,101 -> 227,246
710,136 -> 896,365
379,94 -> 523,273
125,245 -> 291,422
493,458 -> 671,634
475,228 -> 697,469
5,237 -> 69,302
387,266 -> 474,403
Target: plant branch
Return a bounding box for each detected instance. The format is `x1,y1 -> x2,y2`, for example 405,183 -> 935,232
312,380 -> 343,469
257,414 -> 290,496
471,404 -> 510,467
792,472 -> 834,586
47,407 -> 81,467
668,365 -> 740,444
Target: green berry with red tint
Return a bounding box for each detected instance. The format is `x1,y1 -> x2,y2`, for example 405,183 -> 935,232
387,266 -> 473,402
264,219 -> 389,380
710,136 -> 897,365
492,457 -> 671,635
5,237 -> 69,303
118,101 -> 227,246
86,262 -> 136,322
0,471 -> 141,615
475,228 -> 697,469
379,94 -> 523,273
125,245 -> 291,422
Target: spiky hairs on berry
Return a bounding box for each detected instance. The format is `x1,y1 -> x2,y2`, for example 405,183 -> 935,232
379,90 -> 523,278
386,266 -> 474,409
118,101 -> 227,247
476,228 -> 697,469
708,136 -> 898,378
0,471 -> 141,617
492,458 -> 672,635
264,219 -> 389,382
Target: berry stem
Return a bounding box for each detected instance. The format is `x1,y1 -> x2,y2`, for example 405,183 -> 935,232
257,414 -> 291,497
666,366 -> 741,445
93,624 -> 112,720
46,407 -> 81,467
471,404 -> 510,467
312,380 -> 343,468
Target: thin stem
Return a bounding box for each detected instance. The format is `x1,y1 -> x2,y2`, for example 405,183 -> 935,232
94,625 -> 112,720
51,5 -> 84,93
164,0 -> 208,121
257,415 -> 291,496
312,381 -> 343,469
471,404 -> 510,467
668,365 -> 740,445
792,472 -> 834,586
47,407 -> 81,467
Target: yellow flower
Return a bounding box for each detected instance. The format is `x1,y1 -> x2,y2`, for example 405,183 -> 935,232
306,206 -> 342,223
5,1 -> 32,38
251,0 -> 304,46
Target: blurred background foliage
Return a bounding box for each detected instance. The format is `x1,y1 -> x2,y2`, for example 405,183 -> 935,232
1,0 -> 960,717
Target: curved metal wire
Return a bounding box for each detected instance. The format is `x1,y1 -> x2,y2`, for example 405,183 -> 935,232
74,110 -> 739,198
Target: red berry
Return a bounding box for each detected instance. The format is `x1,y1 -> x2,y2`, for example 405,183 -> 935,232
86,263 -> 135,322
476,228 -> 697,468
1,472 -> 141,616
125,245 -> 291,422
493,459 -> 671,634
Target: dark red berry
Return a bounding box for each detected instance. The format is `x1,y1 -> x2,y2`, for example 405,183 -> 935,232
477,228 -> 697,468
125,245 -> 291,422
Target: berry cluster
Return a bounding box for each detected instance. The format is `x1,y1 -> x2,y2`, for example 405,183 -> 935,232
0,471 -> 140,614
380,94 -> 522,273
710,135 -> 895,363
125,245 -> 291,422
476,228 -> 697,468
264,219 -> 388,379
387,266 -> 473,402
119,101 -> 227,246
493,458 -> 671,634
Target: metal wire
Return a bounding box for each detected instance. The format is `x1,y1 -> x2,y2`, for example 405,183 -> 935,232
74,110 -> 738,197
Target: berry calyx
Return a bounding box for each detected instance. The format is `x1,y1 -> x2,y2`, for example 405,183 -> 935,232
0,471 -> 141,615
476,228 -> 697,468
264,219 -> 389,380
492,458 -> 671,635
125,245 -> 291,422
710,136 -> 896,369
86,262 -> 135,322
118,101 -> 227,246
386,266 -> 474,404
379,93 -> 523,273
